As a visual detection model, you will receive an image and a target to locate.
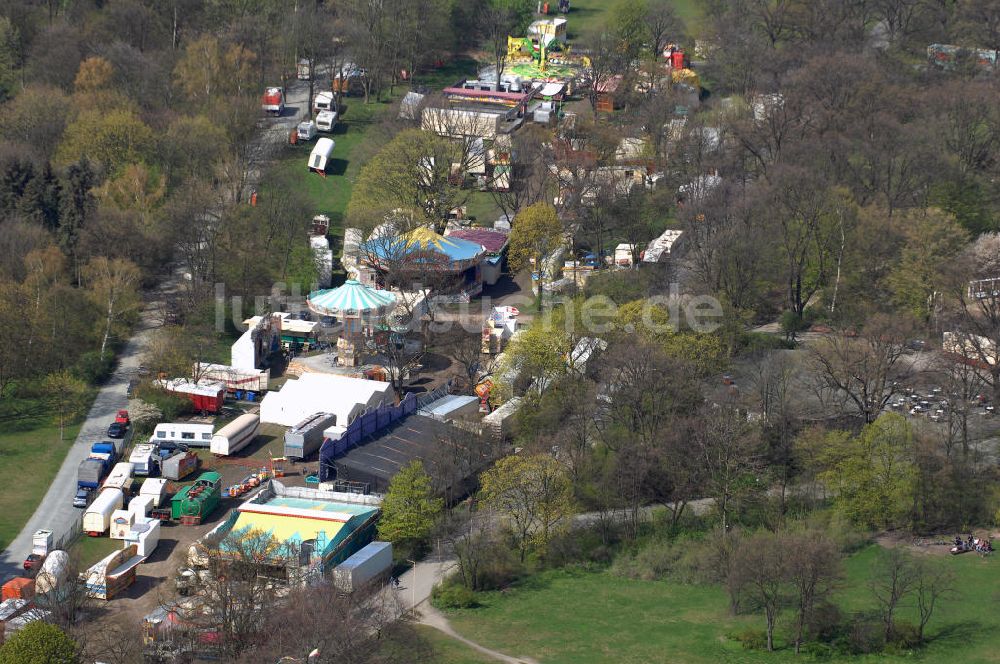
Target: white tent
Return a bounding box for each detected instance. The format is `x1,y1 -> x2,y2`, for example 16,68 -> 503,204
259,373 -> 394,427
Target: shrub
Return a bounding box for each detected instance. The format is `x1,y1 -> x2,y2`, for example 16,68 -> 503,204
805,601 -> 844,644
73,350 -> 116,384
887,620 -> 921,652
835,618 -> 884,655
729,628 -> 767,650
611,539 -> 685,581
800,642 -> 836,660
431,582 -> 479,609
134,383 -> 192,420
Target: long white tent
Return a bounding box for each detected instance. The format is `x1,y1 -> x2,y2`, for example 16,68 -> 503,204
259,373 -> 394,428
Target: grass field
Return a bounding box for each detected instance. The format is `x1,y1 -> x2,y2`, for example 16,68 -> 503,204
69,533 -> 122,569
378,624 -> 497,664
444,545 -> 998,664
0,396 -> 89,552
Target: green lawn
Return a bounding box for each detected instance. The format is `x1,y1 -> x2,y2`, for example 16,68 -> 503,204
377,624 -> 497,664
444,546 -> 998,664
68,534 -> 121,569
566,0 -> 704,40
0,397 -> 89,551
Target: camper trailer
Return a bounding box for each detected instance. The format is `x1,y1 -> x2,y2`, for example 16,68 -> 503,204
151,423 -> 215,448
139,478 -> 169,508
309,138 -> 335,174
316,110 -> 338,132
210,413 -> 260,456
313,91 -> 335,114
103,462 -> 134,492
297,120 -> 318,142
129,444 -> 158,476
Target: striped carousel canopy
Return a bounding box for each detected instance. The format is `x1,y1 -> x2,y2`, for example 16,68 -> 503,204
362,226 -> 485,267
307,280 -> 397,316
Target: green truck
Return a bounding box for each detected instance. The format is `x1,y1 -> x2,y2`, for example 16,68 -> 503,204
170,471 -> 222,523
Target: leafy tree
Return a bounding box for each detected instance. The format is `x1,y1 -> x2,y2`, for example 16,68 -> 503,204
0,17 -> 18,102
508,202 -> 563,310
491,319 -> 570,403
819,413 -> 916,529
172,35 -> 257,106
42,370 -> 91,441
377,460 -> 443,549
55,109 -> 154,173
0,84 -> 72,159
73,55 -> 114,92
17,162 -> 62,231
611,300 -> 726,375
0,620 -> 78,664
348,129 -> 476,234
479,454 -> 575,562
887,208 -> 968,322
97,163 -> 166,228
81,256 -> 142,357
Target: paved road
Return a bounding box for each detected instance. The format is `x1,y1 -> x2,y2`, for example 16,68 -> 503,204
0,287 -> 167,581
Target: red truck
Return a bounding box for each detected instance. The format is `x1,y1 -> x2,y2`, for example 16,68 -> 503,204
262,87 -> 285,115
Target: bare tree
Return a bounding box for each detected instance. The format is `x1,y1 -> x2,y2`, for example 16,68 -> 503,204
811,314 -> 914,423
729,531 -> 788,651
694,402 -> 764,532
870,547 -> 918,642
914,558 -> 956,643
786,533 -> 842,654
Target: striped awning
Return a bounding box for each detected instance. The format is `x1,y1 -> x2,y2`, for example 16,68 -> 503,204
307,280 -> 397,316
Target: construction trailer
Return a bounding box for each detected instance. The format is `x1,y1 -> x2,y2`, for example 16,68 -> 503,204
283,412 -> 337,460
81,544 -> 143,600
156,379 -> 226,414
126,518 -> 162,558
162,451 -> 200,481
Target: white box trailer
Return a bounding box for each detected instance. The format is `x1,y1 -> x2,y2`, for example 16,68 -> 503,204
151,422 -> 215,448
35,550 -> 69,595
109,509 -> 137,540
284,412 -> 337,460
83,488 -> 124,536
104,462 -> 133,491
139,478 -> 169,508
422,106 -> 503,139
129,444 -> 158,476
126,518 -> 161,558
31,529 -> 53,557
129,495 -> 155,518
333,541 -> 392,593
210,413 -> 260,456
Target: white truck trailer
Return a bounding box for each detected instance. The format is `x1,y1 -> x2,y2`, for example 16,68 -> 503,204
333,541 -> 393,593
210,413 -> 260,456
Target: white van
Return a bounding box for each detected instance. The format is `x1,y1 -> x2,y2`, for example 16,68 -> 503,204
151,423 -> 214,448
313,91 -> 335,114
316,110 -> 338,132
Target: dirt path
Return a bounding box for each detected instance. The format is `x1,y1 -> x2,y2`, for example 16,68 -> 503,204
417,604 -> 541,664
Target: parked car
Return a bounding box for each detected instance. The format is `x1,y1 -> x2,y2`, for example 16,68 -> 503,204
23,553 -> 44,573
107,422 -> 126,438
73,487 -> 93,508
115,409 -> 130,427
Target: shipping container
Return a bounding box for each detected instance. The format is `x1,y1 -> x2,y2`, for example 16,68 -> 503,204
104,462 -> 134,492
210,413 -> 260,456
151,422 -> 215,448
1,578 -> 34,602
333,541 -> 392,593
161,451 -> 199,481
35,550 -> 68,595
139,478 -> 169,507
284,412 -> 336,460
129,444 -> 158,476
155,379 -> 226,413
83,488 -> 124,536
